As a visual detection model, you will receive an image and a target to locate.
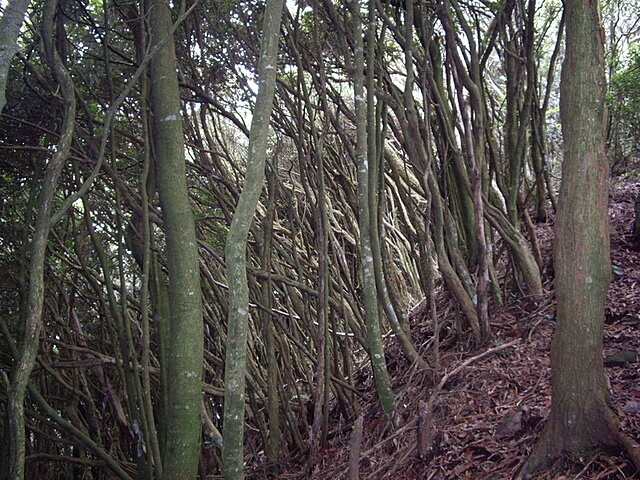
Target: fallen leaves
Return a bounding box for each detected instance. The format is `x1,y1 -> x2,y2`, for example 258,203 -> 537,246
291,176 -> 640,480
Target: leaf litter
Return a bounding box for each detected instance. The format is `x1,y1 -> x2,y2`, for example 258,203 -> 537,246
272,173 -> 640,480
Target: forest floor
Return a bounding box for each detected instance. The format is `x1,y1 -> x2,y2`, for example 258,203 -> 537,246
271,166 -> 640,480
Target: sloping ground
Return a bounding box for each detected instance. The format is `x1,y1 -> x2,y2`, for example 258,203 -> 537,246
287,174 -> 640,480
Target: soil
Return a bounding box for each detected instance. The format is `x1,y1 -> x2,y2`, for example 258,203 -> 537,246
269,169 -> 640,480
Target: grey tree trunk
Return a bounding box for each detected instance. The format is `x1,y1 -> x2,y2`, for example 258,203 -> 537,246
0,0 -> 31,113
222,1 -> 284,479
350,0 -> 396,424
147,1 -> 204,478
6,2 -> 75,478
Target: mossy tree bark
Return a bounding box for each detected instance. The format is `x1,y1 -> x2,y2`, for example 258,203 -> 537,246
147,1 -> 203,478
374,0 -> 429,369
222,0 -> 284,478
522,0 -> 640,474
7,2 -> 75,478
350,0 -> 396,424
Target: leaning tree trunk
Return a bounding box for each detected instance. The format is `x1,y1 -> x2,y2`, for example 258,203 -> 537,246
522,0 -> 640,474
148,1 -> 204,478
222,1 -> 284,478
6,2 -> 75,478
350,0 -> 396,424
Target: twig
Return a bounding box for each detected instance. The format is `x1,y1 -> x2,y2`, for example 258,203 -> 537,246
428,339 -> 521,410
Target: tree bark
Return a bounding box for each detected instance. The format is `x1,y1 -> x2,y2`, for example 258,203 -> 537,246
350,0 -> 396,424
148,1 -> 203,478
7,2 -> 75,477
222,1 -> 284,478
522,0 -> 640,474
0,0 -> 32,113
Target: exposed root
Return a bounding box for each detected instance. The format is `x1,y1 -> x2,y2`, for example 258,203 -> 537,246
616,428 -> 640,474
520,413 -> 640,479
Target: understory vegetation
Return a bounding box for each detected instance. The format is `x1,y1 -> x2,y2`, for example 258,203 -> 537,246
0,0 -> 639,478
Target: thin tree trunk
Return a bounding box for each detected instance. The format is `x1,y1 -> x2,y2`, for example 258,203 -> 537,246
351,0 -> 396,424
222,1 -> 284,478
7,2 -> 75,477
309,46 -> 331,467
374,0 -> 429,369
260,165 -> 282,471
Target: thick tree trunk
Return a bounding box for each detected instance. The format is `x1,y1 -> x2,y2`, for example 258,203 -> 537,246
148,2 -> 204,478
522,0 -> 640,474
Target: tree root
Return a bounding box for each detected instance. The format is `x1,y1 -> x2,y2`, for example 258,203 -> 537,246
520,415 -> 640,479
615,428 -> 640,473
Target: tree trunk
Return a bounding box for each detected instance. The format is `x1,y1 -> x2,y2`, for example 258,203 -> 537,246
222,1 -> 284,478
7,2 -> 75,477
375,0 -> 429,369
350,0 -> 396,424
260,166 -> 282,471
147,1 -> 204,478
522,0 -> 640,474
0,0 -> 32,113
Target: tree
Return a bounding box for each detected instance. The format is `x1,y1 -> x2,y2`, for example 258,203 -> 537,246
0,0 -> 32,113
6,2 -> 75,478
351,0 -> 396,423
4,0 -> 638,477
609,45 -> 640,157
522,0 -> 640,474
147,1 -> 203,478
222,0 -> 284,478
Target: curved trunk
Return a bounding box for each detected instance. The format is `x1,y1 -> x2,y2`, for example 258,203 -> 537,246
7,2 -> 75,477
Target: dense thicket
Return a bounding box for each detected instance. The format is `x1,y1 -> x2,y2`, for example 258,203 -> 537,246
0,0 -> 638,478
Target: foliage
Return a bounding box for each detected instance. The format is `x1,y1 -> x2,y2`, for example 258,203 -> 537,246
0,0 -> 638,478
609,44 -> 640,156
